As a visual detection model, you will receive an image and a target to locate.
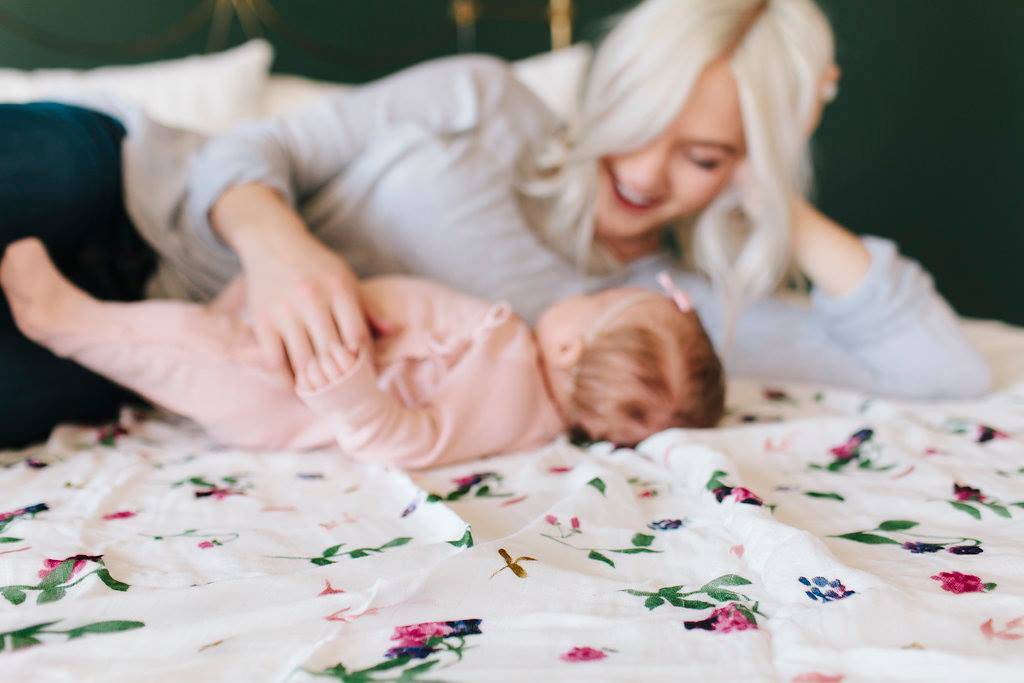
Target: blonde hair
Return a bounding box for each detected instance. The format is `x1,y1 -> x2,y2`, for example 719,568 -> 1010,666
517,0 -> 835,341
569,308 -> 725,445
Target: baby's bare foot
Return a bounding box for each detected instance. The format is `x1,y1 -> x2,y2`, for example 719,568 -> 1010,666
0,238 -> 95,350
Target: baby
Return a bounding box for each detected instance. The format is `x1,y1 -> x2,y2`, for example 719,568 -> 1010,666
1,238 -> 724,469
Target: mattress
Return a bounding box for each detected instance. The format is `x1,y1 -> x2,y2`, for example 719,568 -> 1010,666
2,319 -> 1023,682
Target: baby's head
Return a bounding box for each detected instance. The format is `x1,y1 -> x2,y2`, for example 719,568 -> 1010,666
536,277 -> 724,446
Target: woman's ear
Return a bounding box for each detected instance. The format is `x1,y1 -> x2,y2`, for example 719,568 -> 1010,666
821,63 -> 841,102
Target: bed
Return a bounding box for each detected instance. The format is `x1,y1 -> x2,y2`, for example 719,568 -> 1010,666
1,319 -> 1022,682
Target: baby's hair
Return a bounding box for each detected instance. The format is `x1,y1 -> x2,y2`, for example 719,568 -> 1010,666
568,308 -> 725,445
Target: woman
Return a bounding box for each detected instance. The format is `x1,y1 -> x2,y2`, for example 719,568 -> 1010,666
0,0 -> 990,448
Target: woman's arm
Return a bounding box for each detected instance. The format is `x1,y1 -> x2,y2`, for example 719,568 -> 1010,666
186,55 -> 533,376
790,197 -> 871,297
209,183 -> 369,379
626,223 -> 992,399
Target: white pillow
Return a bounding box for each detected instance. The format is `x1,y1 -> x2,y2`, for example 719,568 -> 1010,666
0,40 -> 273,134
262,45 -> 592,124
511,44 -> 591,124
262,73 -> 348,120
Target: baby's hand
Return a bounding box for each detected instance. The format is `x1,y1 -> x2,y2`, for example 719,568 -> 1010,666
295,344 -> 358,393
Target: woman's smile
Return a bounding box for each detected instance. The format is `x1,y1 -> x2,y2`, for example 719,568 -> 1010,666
610,173 -> 664,213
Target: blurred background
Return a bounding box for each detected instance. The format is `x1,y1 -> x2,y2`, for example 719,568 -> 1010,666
1,0 -> 1020,324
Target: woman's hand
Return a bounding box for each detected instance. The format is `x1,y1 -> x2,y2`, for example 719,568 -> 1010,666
243,229 -> 370,378
210,183 -> 372,379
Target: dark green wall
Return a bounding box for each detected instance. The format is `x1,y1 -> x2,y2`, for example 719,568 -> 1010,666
1,1 -> 1020,323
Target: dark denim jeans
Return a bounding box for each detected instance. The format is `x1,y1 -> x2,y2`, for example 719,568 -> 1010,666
0,102 -> 155,448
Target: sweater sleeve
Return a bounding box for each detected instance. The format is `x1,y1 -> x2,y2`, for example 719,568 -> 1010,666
625,236 -> 992,399
182,54 -> 533,262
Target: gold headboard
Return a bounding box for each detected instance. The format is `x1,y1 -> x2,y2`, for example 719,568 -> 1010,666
451,0 -> 574,53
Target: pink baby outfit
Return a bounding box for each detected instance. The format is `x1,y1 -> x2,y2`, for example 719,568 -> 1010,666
55,276 -> 564,469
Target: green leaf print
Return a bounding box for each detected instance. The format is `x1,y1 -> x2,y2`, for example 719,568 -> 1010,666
805,491 -> 845,501
949,501 -> 982,520
311,557 -> 333,566
0,619 -> 144,651
1,587 -> 26,605
677,599 -> 715,610
833,532 -> 902,545
38,560 -> 75,589
379,537 -> 412,549
96,569 -> 129,592
644,595 -> 665,610
447,528 -> 474,548
588,550 -> 614,567
64,621 -> 144,639
37,587 -> 66,604
982,502 -> 1012,518
877,520 -> 918,531
704,589 -> 741,602
0,537 -> 21,543
323,544 -> 344,557
587,477 -> 606,496
702,574 -> 752,588
631,533 -> 655,547
705,470 -> 729,491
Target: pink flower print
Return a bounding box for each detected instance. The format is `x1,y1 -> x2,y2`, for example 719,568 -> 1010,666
710,604 -> 757,632
197,541 -> 216,549
953,484 -> 985,502
97,423 -> 128,445
38,554 -> 101,580
931,571 -> 993,594
102,510 -> 136,520
730,487 -> 763,505
763,388 -> 790,402
390,621 -> 454,648
560,646 -> 607,662
685,604 -> 757,633
829,428 -> 873,460
980,616 -> 1024,641
319,579 -> 345,596
544,514 -> 558,525
452,473 -> 491,488
976,425 -> 1008,443
548,466 -> 573,474
638,489 -> 657,498
793,675 -> 845,683
570,517 -> 580,530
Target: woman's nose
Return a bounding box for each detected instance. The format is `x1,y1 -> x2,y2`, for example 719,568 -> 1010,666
613,142 -> 671,199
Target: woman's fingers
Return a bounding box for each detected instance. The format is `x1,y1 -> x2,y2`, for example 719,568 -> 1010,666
280,315 -> 315,379
302,300 -> 345,359
255,319 -> 288,374
332,295 -> 371,354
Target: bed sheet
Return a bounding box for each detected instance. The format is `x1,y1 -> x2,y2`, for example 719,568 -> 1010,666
1,320 -> 1023,682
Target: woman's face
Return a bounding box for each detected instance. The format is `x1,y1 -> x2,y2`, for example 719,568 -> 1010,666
594,59 -> 746,255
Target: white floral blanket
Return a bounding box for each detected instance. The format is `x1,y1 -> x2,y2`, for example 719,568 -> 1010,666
1,320 -> 1023,683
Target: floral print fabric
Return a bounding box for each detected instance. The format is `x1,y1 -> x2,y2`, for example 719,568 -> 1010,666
1,324 -> 1024,681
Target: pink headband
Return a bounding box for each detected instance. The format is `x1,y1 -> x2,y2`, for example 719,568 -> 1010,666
582,271 -> 693,343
